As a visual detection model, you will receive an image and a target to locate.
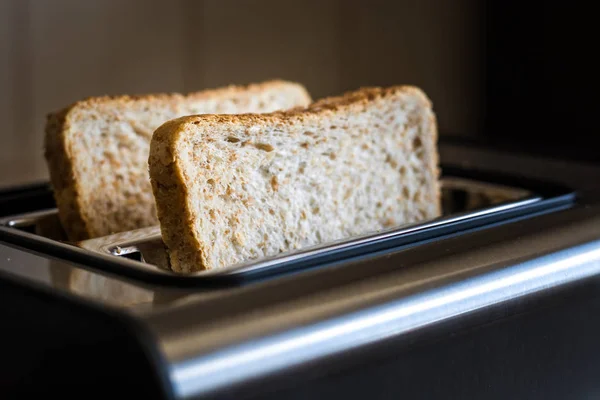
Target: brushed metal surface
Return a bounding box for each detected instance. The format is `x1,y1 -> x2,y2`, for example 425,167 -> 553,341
141,204 -> 600,398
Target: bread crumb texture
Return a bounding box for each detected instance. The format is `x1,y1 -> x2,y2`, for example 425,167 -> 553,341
44,80 -> 312,241
149,85 -> 441,273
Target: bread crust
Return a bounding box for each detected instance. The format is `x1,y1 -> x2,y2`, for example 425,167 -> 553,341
44,80 -> 311,241
149,118 -> 207,271
45,107 -> 91,241
149,85 -> 441,272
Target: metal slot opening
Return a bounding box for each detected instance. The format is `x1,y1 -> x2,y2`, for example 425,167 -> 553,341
0,171 -> 576,282
116,249 -> 145,263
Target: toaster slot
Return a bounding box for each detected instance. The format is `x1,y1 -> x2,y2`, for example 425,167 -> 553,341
1,208 -> 67,241
0,168 -> 577,283
75,176 -> 537,272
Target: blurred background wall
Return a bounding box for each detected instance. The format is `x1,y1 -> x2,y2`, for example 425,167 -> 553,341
0,0 -> 483,187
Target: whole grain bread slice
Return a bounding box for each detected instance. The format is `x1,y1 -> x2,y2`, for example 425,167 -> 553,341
44,80 -> 311,241
149,85 -> 441,272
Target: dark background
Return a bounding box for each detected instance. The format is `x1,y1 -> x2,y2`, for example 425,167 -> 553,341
482,2 -> 599,163
1,0 -> 597,185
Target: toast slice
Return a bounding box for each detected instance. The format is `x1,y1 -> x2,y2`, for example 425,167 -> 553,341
44,80 -> 311,241
149,85 -> 441,272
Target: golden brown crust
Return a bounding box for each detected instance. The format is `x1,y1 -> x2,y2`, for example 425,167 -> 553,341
427,100 -> 442,216
44,108 -> 91,241
44,79 -> 310,241
150,85 -> 439,271
157,85 -> 431,128
48,79 -> 309,117
309,85 -> 431,111
149,119 -> 207,272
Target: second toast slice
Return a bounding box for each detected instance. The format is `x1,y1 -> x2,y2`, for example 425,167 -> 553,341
44,80 -> 311,241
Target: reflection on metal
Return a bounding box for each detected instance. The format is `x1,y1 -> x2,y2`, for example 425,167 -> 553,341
170,240 -> 600,398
